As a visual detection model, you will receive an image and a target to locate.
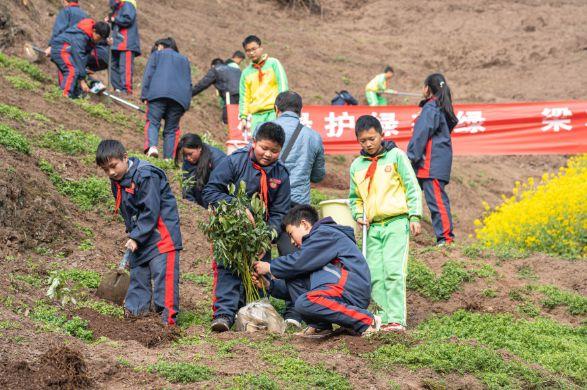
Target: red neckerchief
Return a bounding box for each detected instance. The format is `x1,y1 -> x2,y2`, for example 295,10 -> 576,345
364,155 -> 380,193
249,149 -> 269,220
68,2 -> 80,7
252,55 -> 268,83
114,182 -> 122,214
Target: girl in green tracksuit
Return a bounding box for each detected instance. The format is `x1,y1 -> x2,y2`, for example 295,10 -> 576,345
349,115 -> 422,332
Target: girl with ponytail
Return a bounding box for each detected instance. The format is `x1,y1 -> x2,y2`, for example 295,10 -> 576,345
175,133 -> 226,208
407,73 -> 456,245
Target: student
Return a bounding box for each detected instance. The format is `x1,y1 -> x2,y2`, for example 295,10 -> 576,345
45,0 -> 88,57
226,50 -> 245,69
239,35 -> 288,134
141,37 -> 192,159
86,41 -> 110,73
365,66 -> 395,106
174,133 -> 226,208
96,140 -> 182,325
253,205 -> 381,338
107,0 -> 141,94
202,122 -> 291,332
50,19 -> 110,98
407,73 -> 458,246
349,115 -> 422,332
192,58 -> 241,124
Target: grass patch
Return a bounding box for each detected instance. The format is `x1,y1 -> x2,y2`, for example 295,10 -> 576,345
147,361 -> 213,383
43,85 -> 63,102
0,52 -> 51,82
182,273 -> 213,288
310,188 -> 330,208
39,128 -> 101,155
51,269 -> 101,289
407,259 -> 472,300
128,152 -> 177,171
77,299 -> 124,318
533,285 -> 587,315
0,124 -> 30,154
517,265 -> 538,281
30,302 -> 93,341
4,75 -> 41,91
0,103 -> 29,122
72,99 -> 129,126
176,303 -> 213,328
231,373 -> 279,389
262,354 -> 351,389
10,273 -> 43,288
39,160 -> 113,211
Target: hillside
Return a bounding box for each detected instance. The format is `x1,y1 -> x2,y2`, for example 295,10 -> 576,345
0,0 -> 585,389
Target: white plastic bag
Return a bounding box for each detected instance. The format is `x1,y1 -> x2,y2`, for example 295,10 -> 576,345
234,298 -> 286,334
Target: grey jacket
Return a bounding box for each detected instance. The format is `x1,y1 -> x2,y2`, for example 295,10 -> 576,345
273,112 -> 326,204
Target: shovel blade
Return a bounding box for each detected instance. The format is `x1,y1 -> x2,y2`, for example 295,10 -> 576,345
96,269 -> 130,306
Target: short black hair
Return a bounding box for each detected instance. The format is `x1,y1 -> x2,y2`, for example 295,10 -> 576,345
93,21 -> 111,39
275,91 -> 303,115
255,122 -> 285,148
232,50 -> 245,59
355,115 -> 382,137
153,37 -> 179,53
211,58 -> 224,67
95,139 -> 126,166
283,204 -> 319,228
384,65 -> 394,73
242,35 -> 261,48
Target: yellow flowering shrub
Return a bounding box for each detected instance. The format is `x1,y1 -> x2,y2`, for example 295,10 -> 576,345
475,154 -> 587,259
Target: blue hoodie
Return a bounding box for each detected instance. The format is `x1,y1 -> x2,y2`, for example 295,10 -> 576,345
48,2 -> 88,46
50,18 -> 96,79
182,145 -> 227,208
407,98 -> 453,183
109,0 -> 141,55
141,48 -> 192,111
269,217 -> 371,303
111,157 -> 182,266
202,146 -> 291,234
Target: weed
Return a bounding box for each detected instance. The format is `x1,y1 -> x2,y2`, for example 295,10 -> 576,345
0,124 -> 30,154
407,259 -> 472,301
116,356 -> 131,367
176,303 -> 213,328
213,337 -> 250,357
0,103 -> 29,122
40,128 -> 101,155
516,265 -> 538,281
508,287 -> 531,302
32,112 -> 50,123
4,75 -> 41,90
516,302 -> 540,317
310,188 -> 330,208
43,85 -> 63,102
0,52 -> 51,82
147,361 -> 213,383
52,269 -> 101,289
533,285 -> 587,315
129,152 -> 177,171
473,264 -> 498,278
231,373 -> 279,390
78,239 -> 95,251
30,302 -> 93,341
341,75 -> 351,85
72,98 -> 129,126
77,299 -> 124,318
182,273 -> 213,289
10,273 -> 43,288
482,289 -> 497,298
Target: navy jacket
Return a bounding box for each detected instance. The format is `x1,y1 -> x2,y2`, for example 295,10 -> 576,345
202,146 -> 291,234
48,3 -> 88,46
141,48 -> 192,111
407,98 -> 453,183
192,64 -> 241,99
269,217 -> 371,303
182,144 -> 227,208
51,18 -> 96,79
111,158 -> 182,266
87,41 -> 109,72
109,0 -> 141,55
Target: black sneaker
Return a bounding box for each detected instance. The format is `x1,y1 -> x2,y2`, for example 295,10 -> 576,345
211,316 -> 231,332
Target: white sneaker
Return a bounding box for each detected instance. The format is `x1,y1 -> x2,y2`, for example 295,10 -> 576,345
362,315 -> 382,336
285,318 -> 302,329
146,146 -> 159,158
381,322 -> 406,332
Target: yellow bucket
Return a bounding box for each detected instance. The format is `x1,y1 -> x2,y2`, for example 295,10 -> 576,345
318,199 -> 358,233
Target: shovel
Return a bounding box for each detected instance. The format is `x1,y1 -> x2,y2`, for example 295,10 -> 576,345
96,249 -> 131,305
362,210 -> 368,258
23,43 -> 46,63
88,78 -> 145,112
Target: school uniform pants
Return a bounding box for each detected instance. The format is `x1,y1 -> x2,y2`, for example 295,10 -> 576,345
270,274 -> 374,334
366,215 -> 409,326
419,178 -> 455,244
365,91 -> 387,106
144,98 -> 185,159
125,251 -> 180,325
250,110 -> 276,134
50,43 -> 81,98
276,219 -> 303,324
111,50 -> 135,94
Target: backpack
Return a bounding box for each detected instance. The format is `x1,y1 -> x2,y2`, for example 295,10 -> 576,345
331,90 -> 359,106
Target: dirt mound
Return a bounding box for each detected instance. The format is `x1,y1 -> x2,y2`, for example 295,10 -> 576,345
0,346 -> 91,390
0,148 -> 80,256
76,308 -> 180,348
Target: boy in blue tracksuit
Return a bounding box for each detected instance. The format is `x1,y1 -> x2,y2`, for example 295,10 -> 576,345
87,41 -> 110,73
202,122 -> 291,332
407,74 -> 458,245
254,205 -> 380,338
46,0 -> 88,57
50,19 -> 110,98
141,37 -> 192,160
96,140 -> 182,325
107,0 -> 141,94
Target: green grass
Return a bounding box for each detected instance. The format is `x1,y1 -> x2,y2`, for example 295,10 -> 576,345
39,160 -> 113,211
147,361 -> 213,383
0,124 -> 30,154
310,188 -> 330,208
39,128 -> 101,155
4,75 -> 41,91
10,273 -> 43,288
72,99 -> 129,126
30,302 -> 93,341
533,285 -> 587,315
43,85 -> 63,102
176,302 -> 213,328
129,152 -> 177,171
375,310 -> 587,387
77,299 -> 124,318
182,273 -> 213,288
0,52 -> 51,82
407,259 -> 472,300
0,103 -> 29,122
231,373 -> 279,389
51,268 -> 101,289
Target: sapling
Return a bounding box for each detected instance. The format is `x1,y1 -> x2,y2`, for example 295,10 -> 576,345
202,181 -> 275,303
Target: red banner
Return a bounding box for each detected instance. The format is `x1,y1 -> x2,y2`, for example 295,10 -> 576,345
227,101 -> 587,155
